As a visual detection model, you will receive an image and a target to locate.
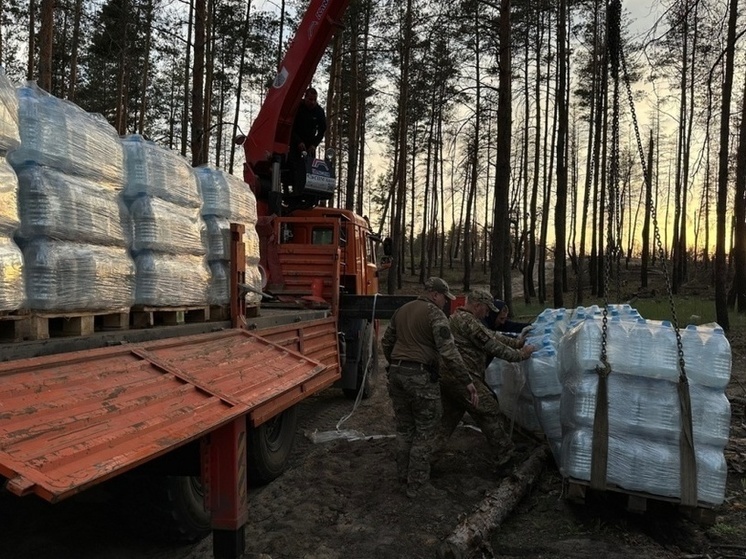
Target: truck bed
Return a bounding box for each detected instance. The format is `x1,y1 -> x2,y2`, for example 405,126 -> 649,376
0,312 -> 340,503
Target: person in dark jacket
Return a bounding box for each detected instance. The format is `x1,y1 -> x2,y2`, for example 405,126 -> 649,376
288,88 -> 327,192
484,299 -> 532,335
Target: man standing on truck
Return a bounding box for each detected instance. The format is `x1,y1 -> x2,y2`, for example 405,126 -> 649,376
435,289 -> 537,467
382,277 -> 479,499
288,87 -> 327,192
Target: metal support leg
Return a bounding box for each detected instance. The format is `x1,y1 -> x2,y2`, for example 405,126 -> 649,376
202,417 -> 249,559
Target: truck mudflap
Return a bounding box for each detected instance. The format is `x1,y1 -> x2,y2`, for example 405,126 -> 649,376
0,324 -> 338,503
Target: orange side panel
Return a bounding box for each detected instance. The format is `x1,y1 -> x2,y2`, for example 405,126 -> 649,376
0,327 -> 336,503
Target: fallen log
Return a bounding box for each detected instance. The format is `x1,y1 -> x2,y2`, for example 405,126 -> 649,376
437,445 -> 551,559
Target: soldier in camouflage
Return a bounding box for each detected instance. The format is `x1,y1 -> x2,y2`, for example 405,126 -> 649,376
382,277 -> 478,499
436,289 -> 537,464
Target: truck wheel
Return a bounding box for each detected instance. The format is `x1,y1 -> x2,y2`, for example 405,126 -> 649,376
136,474 -> 211,543
343,324 -> 376,400
248,405 -> 298,484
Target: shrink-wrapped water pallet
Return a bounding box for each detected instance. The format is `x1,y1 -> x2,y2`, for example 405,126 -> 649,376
558,317 -> 730,506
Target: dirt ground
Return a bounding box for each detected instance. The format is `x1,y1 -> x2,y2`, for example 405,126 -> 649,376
229,329 -> 746,559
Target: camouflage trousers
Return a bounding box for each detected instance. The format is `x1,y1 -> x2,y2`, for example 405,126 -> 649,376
436,375 -> 514,458
387,365 -> 442,489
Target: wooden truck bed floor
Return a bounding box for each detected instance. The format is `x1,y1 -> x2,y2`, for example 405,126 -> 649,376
0,319 -> 339,503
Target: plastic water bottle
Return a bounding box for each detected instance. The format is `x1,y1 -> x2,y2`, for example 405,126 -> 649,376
690,383 -> 731,448
485,357 -> 507,397
207,260 -> 229,305
0,236 -> 24,310
575,318 -> 603,371
695,327 -> 731,389
0,157 -> 19,236
527,346 -> 561,397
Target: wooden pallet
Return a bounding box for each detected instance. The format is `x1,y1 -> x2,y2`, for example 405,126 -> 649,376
0,309 -> 130,342
130,305 -> 210,328
563,477 -> 718,526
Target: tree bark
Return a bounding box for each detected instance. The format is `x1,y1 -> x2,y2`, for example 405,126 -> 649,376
553,0 -> 568,307
715,0 -> 738,330
38,0 -> 54,91
491,0 -> 511,303
437,446 -> 550,559
191,0 -> 206,165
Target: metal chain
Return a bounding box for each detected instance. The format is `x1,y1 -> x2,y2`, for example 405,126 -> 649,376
620,48 -> 686,379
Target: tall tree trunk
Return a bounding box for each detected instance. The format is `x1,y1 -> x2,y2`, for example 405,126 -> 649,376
641,131 -> 653,288
201,0 -> 215,165
464,4 -> 481,292
715,0 -> 738,330
27,0 -> 36,81
553,0 -> 568,307
731,73 -> 746,311
191,0 -> 206,165
387,0 -> 412,294
138,0 -> 154,134
491,0 -> 511,303
114,0 -> 129,133
182,0 -> 194,156
229,0 -> 252,174
345,10 -> 360,211
38,0 -> 54,91
68,0 -> 83,101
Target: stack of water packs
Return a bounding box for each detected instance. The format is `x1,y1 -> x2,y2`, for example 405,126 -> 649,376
195,165 -> 262,306
0,69 -> 23,311
121,134 -> 209,307
9,82 -> 134,311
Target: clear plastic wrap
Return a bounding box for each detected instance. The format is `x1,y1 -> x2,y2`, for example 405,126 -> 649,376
207,260 -> 229,305
245,227 -> 261,266
0,236 -> 24,310
9,82 -> 124,184
122,134 -> 201,208
195,165 -> 258,223
559,317 -> 680,382
526,346 -> 562,398
494,360 -> 542,432
207,261 -> 262,306
23,239 -> 135,311
0,68 -> 20,153
16,163 -> 128,246
680,324 -> 732,389
0,155 -> 19,235
561,372 -> 731,448
560,427 -> 728,505
203,217 -> 261,265
134,251 -> 209,306
204,216 -> 230,261
129,196 -> 206,256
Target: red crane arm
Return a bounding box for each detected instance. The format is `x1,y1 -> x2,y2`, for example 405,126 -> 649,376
243,0 -> 350,194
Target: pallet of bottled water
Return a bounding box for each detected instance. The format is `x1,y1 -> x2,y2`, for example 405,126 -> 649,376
557,313 -> 731,506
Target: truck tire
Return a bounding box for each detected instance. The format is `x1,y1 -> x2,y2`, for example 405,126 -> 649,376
343,323 -> 376,400
136,474 -> 211,543
248,405 -> 298,484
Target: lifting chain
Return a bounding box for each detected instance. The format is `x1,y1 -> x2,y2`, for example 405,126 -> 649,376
620,38 -> 687,381
597,0 -> 622,373
614,2 -> 697,508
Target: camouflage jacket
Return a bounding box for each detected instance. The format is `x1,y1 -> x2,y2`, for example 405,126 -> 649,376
382,296 -> 472,386
443,307 -> 523,382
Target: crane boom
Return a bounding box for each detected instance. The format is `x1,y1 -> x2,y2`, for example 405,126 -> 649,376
242,0 -> 350,207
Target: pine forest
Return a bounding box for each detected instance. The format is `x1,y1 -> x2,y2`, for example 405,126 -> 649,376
3,0 -> 746,326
